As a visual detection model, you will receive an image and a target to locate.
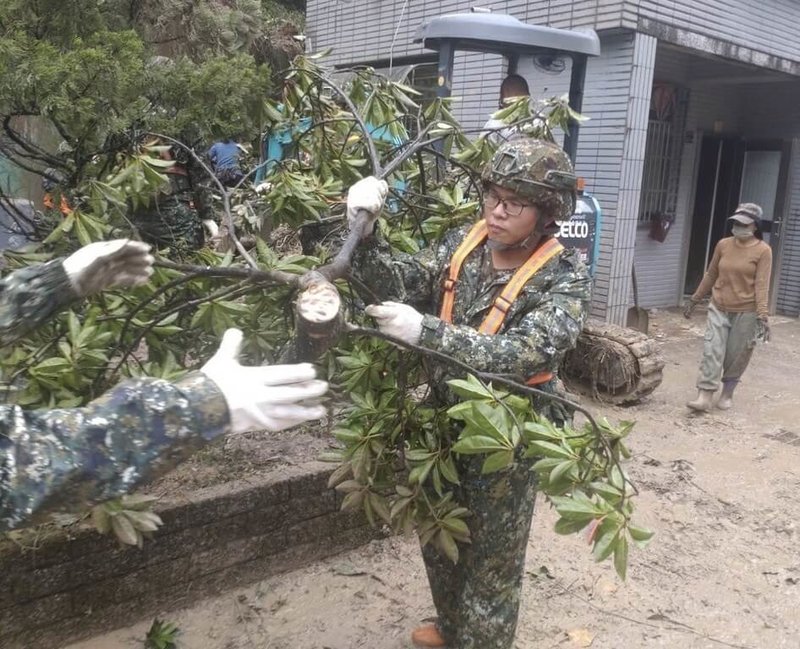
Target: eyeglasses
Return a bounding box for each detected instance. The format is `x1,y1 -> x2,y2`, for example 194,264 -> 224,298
483,191 -> 531,217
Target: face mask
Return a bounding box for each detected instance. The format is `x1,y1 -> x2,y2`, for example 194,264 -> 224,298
731,225 -> 754,239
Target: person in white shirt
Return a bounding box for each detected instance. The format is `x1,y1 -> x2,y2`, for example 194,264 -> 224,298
481,74 -> 531,145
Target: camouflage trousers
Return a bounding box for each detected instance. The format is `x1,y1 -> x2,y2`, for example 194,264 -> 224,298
131,202 -> 204,254
696,302 -> 759,391
421,450 -> 538,649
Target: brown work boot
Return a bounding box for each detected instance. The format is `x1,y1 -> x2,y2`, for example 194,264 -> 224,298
686,389 -> 715,413
411,623 -> 446,647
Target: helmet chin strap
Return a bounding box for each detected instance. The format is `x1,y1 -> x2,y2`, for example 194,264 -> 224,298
487,218 -> 558,251
487,230 -> 542,251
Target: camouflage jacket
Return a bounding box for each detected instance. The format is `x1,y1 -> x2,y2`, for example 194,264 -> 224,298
0,260 -> 229,531
353,222 -> 592,408
130,163 -> 214,252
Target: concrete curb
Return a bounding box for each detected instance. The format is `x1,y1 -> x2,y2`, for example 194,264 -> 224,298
0,461 -> 377,649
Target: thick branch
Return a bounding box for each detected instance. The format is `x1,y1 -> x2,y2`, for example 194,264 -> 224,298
154,259 -> 299,287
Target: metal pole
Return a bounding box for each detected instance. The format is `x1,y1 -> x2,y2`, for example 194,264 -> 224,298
703,140 -> 724,272
507,53 -> 519,75
436,42 -> 455,99
564,54 -> 588,161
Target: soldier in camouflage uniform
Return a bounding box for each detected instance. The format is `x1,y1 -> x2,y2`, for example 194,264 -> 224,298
346,138 -> 592,649
0,240 -> 327,531
130,146 -> 216,254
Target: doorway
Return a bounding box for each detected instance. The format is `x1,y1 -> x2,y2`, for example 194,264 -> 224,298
684,136 -> 744,294
684,136 -> 788,295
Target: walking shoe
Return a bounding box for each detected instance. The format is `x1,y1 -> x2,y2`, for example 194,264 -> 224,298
411,623 -> 446,647
686,389 -> 715,413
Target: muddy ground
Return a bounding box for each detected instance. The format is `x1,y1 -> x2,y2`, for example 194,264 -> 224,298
70,309 -> 800,649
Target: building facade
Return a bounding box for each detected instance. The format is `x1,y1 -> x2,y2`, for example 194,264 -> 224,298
307,0 -> 800,323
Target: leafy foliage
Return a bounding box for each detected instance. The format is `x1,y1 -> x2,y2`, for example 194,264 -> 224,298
0,34 -> 650,576
92,494 -> 164,548
144,618 -> 180,649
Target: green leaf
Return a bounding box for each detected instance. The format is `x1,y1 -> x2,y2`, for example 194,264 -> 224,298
437,529 -> 459,564
554,517 -> 591,535
526,440 -> 575,460
549,495 -> 600,521
609,465 -> 626,491
367,492 -> 392,525
334,480 -> 363,493
334,428 -> 364,444
550,459 -> 577,484
326,462 -> 351,487
110,513 -> 139,546
628,525 -> 655,548
614,535 -> 629,580
481,450 -> 514,474
406,449 -> 433,462
530,457 -> 564,472
588,481 -> 623,500
91,505 -> 111,534
124,510 -> 162,533
445,401 -> 473,420
451,435 -> 507,455
468,402 -> 513,447
592,524 -> 620,562
67,311 -> 81,344
439,455 -> 460,485
341,490 -> 364,510
446,375 -> 494,401
408,460 -> 434,485
441,517 -> 470,537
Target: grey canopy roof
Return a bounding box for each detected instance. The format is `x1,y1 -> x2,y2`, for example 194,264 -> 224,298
413,12 -> 600,58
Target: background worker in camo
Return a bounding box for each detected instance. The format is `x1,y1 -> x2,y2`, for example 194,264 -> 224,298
346,138 -> 592,649
684,203 -> 773,412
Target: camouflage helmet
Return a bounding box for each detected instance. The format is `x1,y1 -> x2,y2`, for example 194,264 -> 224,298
481,137 -> 577,222
41,167 -> 66,192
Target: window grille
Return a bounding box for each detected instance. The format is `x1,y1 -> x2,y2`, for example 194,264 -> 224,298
638,86 -> 688,223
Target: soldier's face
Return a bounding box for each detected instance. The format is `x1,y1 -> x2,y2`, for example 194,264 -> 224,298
483,184 -> 540,246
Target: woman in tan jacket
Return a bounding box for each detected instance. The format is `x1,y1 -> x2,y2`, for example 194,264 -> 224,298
684,203 -> 772,412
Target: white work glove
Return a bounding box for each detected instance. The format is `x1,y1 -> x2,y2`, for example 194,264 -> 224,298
200,328 -> 328,433
346,176 -> 388,237
202,219 -> 220,238
62,240 -> 154,297
365,301 -> 424,345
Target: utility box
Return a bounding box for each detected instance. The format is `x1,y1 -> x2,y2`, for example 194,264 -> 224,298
557,192 -> 601,277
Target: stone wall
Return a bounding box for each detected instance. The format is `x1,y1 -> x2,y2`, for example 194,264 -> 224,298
0,462 -> 377,648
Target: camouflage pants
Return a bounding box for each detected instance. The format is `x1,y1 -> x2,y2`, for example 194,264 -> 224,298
421,451 -> 538,649
697,302 -> 758,390
131,202 -> 204,254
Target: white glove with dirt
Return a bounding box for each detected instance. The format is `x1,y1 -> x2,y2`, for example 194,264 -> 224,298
62,240 -> 154,297
346,176 -> 388,237
201,328 -> 328,433
365,301 -> 424,345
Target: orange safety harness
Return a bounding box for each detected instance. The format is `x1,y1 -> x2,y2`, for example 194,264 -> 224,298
439,220 -> 564,385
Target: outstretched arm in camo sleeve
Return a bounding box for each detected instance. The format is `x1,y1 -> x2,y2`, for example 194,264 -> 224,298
0,260 -> 79,347
0,329 -> 328,531
0,240 -> 154,347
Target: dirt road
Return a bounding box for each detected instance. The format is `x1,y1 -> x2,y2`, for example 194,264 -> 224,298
70,309 -> 800,649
